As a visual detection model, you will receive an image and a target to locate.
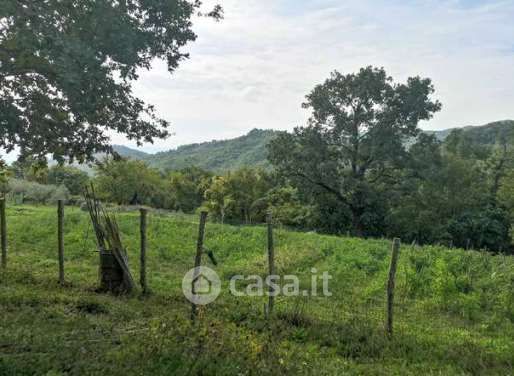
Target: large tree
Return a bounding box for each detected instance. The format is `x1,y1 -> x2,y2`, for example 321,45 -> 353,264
269,66 -> 441,236
0,0 -> 221,162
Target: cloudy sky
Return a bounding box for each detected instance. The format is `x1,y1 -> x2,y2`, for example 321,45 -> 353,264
6,0 -> 514,160
122,0 -> 514,153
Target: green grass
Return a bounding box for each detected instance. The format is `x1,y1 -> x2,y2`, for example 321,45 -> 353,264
1,205 -> 513,375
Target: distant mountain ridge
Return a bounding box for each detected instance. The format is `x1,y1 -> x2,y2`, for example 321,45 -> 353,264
116,129 -> 279,172
114,120 -> 514,172
427,120 -> 514,143
112,145 -> 149,160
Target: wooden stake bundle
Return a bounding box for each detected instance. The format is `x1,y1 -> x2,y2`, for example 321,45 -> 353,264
84,186 -> 135,293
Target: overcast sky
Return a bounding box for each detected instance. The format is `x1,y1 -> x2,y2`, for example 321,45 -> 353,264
4,0 -> 514,161
122,0 -> 514,153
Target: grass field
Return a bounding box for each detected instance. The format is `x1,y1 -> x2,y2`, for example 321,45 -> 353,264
1,205 -> 513,375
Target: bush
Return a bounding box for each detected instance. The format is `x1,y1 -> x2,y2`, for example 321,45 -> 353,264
7,179 -> 70,204
446,207 -> 512,252
94,158 -> 172,209
47,165 -> 89,195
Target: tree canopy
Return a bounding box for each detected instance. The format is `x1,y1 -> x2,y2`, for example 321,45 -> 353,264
269,66 -> 442,235
0,0 -> 221,162
95,157 -> 168,207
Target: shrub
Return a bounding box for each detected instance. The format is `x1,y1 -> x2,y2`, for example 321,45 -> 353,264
7,179 -> 70,204
47,165 -> 89,195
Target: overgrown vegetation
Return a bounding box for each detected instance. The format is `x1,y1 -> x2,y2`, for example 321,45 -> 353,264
0,206 -> 513,375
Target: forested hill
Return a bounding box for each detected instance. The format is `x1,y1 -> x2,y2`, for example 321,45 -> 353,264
112,145 -> 149,160
115,120 -> 513,172
427,120 -> 514,143
117,129 -> 279,172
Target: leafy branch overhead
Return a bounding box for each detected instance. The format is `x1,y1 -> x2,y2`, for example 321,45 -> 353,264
0,0 -> 222,163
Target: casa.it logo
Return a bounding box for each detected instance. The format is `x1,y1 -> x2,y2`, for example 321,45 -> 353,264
182,266 -> 332,305
182,266 -> 221,305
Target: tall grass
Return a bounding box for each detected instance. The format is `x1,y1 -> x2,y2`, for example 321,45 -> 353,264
0,205 -> 513,375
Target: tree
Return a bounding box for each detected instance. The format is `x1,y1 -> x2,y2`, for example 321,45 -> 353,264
203,168 -> 309,225
446,208 -> 511,252
269,66 -> 441,236
264,186 -> 311,228
8,179 -> 70,204
0,159 -> 9,194
94,158 -> 168,208
224,168 -> 271,224
386,129 -> 513,251
47,165 -> 89,196
204,176 -> 233,224
168,166 -> 211,213
10,157 -> 49,183
389,135 -> 489,245
499,169 -> 514,223
0,1 -> 222,163
485,136 -> 513,207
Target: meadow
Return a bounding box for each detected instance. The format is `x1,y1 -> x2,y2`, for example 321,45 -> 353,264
0,205 -> 513,375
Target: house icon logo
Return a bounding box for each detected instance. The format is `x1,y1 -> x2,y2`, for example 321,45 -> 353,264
182,266 -> 221,305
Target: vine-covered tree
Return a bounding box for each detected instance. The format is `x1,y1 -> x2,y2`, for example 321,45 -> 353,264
0,0 -> 222,162
269,66 -> 442,236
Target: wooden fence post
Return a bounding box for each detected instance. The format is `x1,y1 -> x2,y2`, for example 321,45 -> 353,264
266,211 -> 275,317
191,211 -> 208,321
57,200 -> 65,284
386,238 -> 401,337
1,198 -> 6,269
140,208 -> 148,295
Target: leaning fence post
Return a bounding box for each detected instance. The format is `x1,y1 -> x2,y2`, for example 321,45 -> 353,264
1,198 -> 6,269
386,238 -> 401,337
265,211 -> 275,317
191,211 -> 208,321
57,200 -> 65,284
139,208 -> 148,295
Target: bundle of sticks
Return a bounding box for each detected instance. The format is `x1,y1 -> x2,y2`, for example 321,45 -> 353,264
84,185 -> 135,293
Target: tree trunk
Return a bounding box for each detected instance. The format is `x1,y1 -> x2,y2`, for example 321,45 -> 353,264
351,208 -> 364,237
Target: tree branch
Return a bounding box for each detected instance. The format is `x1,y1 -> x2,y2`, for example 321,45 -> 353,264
291,171 -> 349,205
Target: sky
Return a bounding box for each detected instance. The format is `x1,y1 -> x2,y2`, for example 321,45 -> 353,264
123,0 -> 514,153
3,0 -> 514,161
